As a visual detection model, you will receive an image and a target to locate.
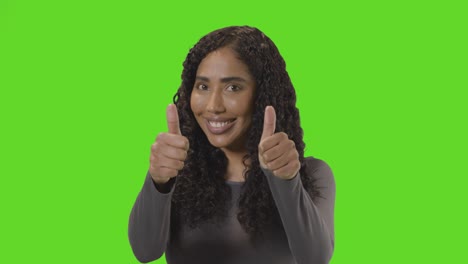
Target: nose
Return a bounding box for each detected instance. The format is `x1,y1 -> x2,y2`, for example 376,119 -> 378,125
206,90 -> 226,114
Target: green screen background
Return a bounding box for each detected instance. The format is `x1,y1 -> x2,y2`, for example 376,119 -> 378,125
1,0 -> 467,263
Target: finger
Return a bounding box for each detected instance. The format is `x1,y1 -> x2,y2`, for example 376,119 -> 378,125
262,136 -> 294,163
267,147 -> 299,171
155,167 -> 179,179
273,160 -> 300,179
260,132 -> 288,154
159,145 -> 188,161
156,133 -> 189,150
260,106 -> 276,141
166,104 -> 181,135
151,154 -> 185,171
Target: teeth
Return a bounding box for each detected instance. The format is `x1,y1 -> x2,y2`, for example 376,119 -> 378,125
209,121 -> 231,127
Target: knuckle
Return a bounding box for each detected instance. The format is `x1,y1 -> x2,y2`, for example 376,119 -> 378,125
170,169 -> 178,177
154,154 -> 161,161
296,162 -> 301,170
274,168 -> 283,177
157,169 -> 168,178
291,161 -> 299,170
156,132 -> 165,141
150,168 -> 160,178
290,140 -> 295,148
272,169 -> 278,177
159,167 -> 169,176
151,142 -> 158,151
268,159 -> 278,169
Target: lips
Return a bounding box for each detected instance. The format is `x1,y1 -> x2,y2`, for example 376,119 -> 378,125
205,118 -> 236,134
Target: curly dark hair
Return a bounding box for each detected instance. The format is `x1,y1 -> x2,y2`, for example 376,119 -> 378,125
170,25 -> 319,242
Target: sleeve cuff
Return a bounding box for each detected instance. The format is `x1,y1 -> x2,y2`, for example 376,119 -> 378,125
144,172 -> 177,197
261,167 -> 302,195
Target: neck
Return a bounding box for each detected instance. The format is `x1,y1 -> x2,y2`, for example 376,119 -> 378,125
221,147 -> 250,182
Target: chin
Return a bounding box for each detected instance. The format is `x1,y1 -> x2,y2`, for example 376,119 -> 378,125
206,137 -> 232,149
207,136 -> 248,152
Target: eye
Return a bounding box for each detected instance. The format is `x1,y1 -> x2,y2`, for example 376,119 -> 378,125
227,85 -> 241,92
196,84 -> 208,90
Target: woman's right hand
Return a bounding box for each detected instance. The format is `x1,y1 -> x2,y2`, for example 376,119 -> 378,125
149,104 -> 189,185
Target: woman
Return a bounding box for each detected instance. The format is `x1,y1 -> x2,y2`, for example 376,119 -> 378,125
128,26 -> 335,264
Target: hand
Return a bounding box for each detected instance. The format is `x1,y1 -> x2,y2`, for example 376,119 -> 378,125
258,106 -> 300,180
149,104 -> 189,185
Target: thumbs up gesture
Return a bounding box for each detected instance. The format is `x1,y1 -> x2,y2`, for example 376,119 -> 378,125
149,104 -> 190,185
258,106 -> 300,180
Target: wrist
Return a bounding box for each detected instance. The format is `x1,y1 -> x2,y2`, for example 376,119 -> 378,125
152,177 -> 175,193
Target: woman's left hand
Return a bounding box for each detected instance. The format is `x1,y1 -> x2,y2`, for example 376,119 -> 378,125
258,106 -> 300,180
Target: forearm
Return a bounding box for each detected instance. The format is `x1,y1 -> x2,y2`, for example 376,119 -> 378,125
264,170 -> 333,264
128,172 -> 175,263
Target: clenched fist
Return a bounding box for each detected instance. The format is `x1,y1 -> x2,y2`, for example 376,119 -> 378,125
149,104 -> 189,185
258,106 -> 300,180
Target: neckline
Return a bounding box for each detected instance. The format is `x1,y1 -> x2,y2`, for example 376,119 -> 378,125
225,180 -> 245,186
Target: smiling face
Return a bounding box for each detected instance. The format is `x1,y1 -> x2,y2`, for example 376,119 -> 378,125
190,47 -> 256,152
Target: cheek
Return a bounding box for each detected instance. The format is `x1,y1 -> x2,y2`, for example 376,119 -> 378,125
229,96 -> 254,116
226,99 -> 254,124
190,93 -> 200,113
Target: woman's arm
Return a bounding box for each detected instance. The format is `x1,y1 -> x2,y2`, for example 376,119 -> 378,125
264,157 -> 336,264
129,104 -> 187,262
128,172 -> 176,263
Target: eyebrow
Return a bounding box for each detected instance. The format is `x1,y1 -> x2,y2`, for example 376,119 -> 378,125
196,76 -> 248,83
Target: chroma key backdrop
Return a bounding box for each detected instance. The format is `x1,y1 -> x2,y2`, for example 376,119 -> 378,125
1,0 -> 466,263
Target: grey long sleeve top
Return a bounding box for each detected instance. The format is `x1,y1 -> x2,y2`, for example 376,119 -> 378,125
128,157 -> 336,264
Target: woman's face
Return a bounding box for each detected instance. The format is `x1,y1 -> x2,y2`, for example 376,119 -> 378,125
190,47 -> 256,152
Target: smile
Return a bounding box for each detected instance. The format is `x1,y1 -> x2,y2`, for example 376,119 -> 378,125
205,119 -> 236,134
208,121 -> 232,127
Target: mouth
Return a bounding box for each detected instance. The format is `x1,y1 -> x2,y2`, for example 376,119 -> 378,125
205,118 -> 236,134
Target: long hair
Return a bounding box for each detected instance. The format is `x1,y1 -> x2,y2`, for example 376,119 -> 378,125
170,26 -> 319,241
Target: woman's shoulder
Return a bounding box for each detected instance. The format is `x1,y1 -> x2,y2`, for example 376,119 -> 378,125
304,156 -> 332,171
303,156 -> 335,183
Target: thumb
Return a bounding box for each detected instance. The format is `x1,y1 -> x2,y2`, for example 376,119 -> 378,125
261,106 -> 276,141
166,104 -> 181,135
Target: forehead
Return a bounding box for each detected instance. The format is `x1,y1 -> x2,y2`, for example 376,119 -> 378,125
196,47 -> 253,80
